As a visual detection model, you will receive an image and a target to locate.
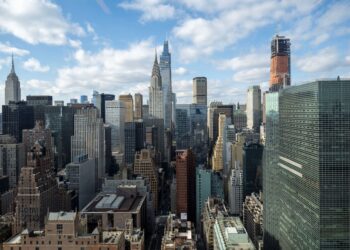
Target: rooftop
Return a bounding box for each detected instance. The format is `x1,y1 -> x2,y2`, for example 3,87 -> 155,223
81,192 -> 145,213
48,211 -> 76,221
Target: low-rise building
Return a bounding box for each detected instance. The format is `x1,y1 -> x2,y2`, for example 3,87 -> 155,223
3,211 -> 125,250
243,192 -> 263,250
202,198 -> 228,250
161,214 -> 196,250
213,216 -> 255,250
80,185 -> 146,232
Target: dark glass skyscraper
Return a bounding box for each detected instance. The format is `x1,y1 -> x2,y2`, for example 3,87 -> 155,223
264,80 -> 350,249
2,101 -> 34,142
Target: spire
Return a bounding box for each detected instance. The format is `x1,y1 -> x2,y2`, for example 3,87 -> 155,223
152,49 -> 161,78
11,53 -> 15,73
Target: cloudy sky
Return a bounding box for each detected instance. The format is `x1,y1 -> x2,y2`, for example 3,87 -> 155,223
0,0 -> 349,106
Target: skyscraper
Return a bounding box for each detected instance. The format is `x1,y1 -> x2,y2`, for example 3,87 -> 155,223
95,93 -> 115,122
212,113 -> 226,172
264,80 -> 350,249
270,35 -> 291,90
228,165 -> 243,215
2,101 -> 34,143
45,105 -> 75,170
134,148 -> 158,213
149,52 -> 164,119
134,93 -> 143,120
209,104 -> 234,144
105,100 -> 125,154
159,40 -> 172,130
0,135 -> 25,189
71,108 -> 105,188
176,104 -> 208,163
176,149 -> 196,222
119,94 -> 134,122
193,77 -> 207,105
246,85 -> 261,131
5,55 -> 21,105
196,167 -> 211,228
14,142 -> 60,233
243,143 -> 263,198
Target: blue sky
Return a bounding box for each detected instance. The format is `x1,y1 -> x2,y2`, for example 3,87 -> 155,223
0,0 -> 350,106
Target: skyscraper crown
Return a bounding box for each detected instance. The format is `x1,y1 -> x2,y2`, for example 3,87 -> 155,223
152,50 -> 161,79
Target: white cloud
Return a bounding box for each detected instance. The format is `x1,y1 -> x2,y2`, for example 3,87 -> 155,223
0,42 -> 30,56
0,0 -> 85,45
233,67 -> 270,83
52,39 -> 157,100
23,58 -> 50,72
218,52 -> 270,83
296,47 -> 340,73
218,53 -> 269,71
96,0 -> 111,14
0,56 -> 11,71
173,0 -> 322,61
174,67 -> 187,75
287,1 -> 350,47
119,0 -> 176,22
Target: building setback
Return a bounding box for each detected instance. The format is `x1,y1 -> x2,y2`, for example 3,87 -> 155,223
133,148 -> 159,213
14,142 -> 68,233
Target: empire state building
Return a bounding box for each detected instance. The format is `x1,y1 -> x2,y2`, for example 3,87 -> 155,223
5,55 -> 21,104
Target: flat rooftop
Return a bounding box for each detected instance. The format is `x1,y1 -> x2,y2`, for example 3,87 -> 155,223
81,192 -> 145,213
48,211 -> 76,221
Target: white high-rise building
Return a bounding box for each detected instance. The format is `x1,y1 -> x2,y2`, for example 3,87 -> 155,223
5,55 -> 21,104
71,108 -> 105,188
105,100 -> 125,154
149,52 -> 164,120
246,86 -> 261,130
228,164 -> 243,215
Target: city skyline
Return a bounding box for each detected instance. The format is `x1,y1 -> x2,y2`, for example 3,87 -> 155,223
0,0 -> 350,106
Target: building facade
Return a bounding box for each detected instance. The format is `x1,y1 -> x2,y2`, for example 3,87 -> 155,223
71,108 -> 105,188
193,76 -> 207,105
119,94 -> 134,123
246,86 -> 261,131
2,102 -> 34,143
264,80 -> 350,249
105,100 -> 125,154
14,142 -> 62,233
133,149 -> 159,212
176,149 -> 196,222
0,135 -> 25,189
134,93 -> 143,120
243,192 -> 263,250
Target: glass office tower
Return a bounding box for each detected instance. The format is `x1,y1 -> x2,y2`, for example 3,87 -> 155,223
264,80 -> 350,249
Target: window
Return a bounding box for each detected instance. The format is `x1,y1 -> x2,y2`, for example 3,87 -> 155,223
56,224 -> 63,234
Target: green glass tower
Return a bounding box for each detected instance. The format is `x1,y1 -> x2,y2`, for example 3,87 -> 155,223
264,80 -> 350,249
